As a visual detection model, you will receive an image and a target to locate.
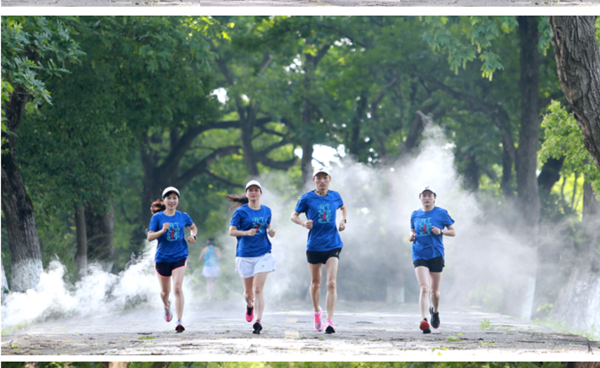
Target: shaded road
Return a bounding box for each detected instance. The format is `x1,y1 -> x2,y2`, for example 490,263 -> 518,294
2,0 -> 600,5
2,301 -> 598,358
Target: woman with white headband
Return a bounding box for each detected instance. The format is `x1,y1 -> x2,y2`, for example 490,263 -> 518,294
228,180 -> 276,334
148,186 -> 197,333
409,185 -> 455,334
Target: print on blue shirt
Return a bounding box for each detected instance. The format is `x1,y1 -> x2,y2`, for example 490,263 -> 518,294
252,216 -> 267,234
166,222 -> 183,241
318,204 -> 332,223
416,217 -> 432,236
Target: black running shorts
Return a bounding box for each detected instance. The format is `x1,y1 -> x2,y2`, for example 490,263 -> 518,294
307,248 -> 342,265
413,256 -> 445,273
155,258 -> 187,277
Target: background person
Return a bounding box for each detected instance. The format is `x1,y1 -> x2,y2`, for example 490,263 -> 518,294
228,180 -> 276,334
147,186 -> 197,333
199,238 -> 221,301
291,167 -> 347,334
409,185 -> 455,334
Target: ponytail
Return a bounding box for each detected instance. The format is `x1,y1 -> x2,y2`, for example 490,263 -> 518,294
226,194 -> 249,210
150,199 -> 166,214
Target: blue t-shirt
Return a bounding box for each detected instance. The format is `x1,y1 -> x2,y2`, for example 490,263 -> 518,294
149,211 -> 194,263
204,246 -> 219,267
230,204 -> 272,257
411,206 -> 455,261
294,190 -> 344,252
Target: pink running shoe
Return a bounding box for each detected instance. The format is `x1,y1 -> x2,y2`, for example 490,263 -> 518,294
314,307 -> 324,331
246,305 -> 254,322
325,319 -> 335,334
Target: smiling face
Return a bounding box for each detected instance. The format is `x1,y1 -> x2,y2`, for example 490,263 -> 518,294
164,192 -> 179,210
313,172 -> 331,192
246,185 -> 262,201
419,190 -> 436,208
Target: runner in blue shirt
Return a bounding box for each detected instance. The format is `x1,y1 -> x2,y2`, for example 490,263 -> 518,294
409,185 -> 455,334
199,238 -> 222,301
147,186 -> 197,333
291,167 -> 347,334
228,180 -> 276,334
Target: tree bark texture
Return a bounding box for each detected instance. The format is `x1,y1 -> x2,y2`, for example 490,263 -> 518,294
515,16 -> 542,230
1,83 -> 43,293
2,258 -> 9,293
85,202 -> 115,272
74,204 -> 88,278
550,16 -> 600,172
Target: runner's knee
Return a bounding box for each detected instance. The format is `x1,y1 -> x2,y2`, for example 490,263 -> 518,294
173,284 -> 184,296
420,284 -> 429,294
326,279 -> 336,291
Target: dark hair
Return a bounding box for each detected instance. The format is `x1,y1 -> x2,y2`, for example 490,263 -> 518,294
226,194 -> 249,210
151,199 -> 166,214
207,238 -> 216,245
163,191 -> 179,199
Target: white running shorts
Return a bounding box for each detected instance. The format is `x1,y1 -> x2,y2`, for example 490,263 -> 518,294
202,266 -> 220,278
235,253 -> 276,279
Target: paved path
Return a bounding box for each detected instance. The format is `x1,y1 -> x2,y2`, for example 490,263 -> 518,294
2,301 -> 598,358
2,0 -> 600,6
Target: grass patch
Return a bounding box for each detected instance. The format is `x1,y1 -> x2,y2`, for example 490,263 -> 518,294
480,318 -> 493,331
138,336 -> 155,340
2,322 -> 29,336
533,317 -> 599,341
447,335 -> 461,342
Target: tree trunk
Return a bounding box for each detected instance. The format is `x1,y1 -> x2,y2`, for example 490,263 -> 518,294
2,258 -> 9,293
508,16 -> 543,321
515,16 -> 542,230
85,202 -> 115,272
463,153 -> 480,192
1,83 -> 43,293
74,204 -> 88,278
550,16 -> 600,172
300,52 -> 318,188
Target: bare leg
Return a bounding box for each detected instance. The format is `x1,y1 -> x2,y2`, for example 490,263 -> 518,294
242,276 -> 255,308
157,273 -> 171,308
171,266 -> 186,321
253,272 -> 269,321
308,263 -> 323,312
430,272 -> 442,313
324,257 -> 339,321
414,266 -> 431,319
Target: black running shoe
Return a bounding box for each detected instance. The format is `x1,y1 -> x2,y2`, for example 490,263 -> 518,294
253,320 -> 262,334
325,319 -> 336,334
175,324 -> 185,333
429,307 -> 440,329
423,328 -> 431,334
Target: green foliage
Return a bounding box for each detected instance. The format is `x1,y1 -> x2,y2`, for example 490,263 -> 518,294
540,100 -> 600,196
1,16 -> 84,108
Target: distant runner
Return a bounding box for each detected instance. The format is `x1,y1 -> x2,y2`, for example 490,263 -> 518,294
148,186 -> 197,333
409,185 -> 455,333
228,180 -> 276,334
199,238 -> 222,301
291,167 -> 347,334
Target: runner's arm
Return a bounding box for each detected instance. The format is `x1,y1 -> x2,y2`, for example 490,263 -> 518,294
290,211 -> 310,228
229,225 -> 255,237
147,222 -> 169,242
443,224 -> 456,237
215,247 -> 222,259
338,204 -> 347,224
